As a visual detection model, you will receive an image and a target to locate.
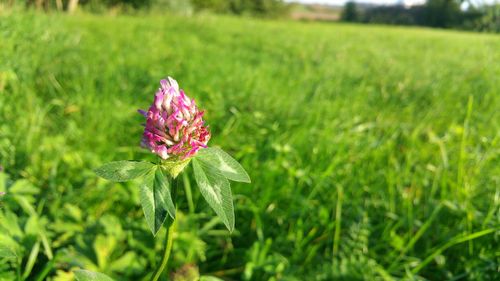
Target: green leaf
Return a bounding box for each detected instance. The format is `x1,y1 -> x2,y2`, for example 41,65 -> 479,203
200,276 -> 225,281
197,147 -> 251,183
0,234 -> 18,259
9,179 -> 39,195
0,171 -> 6,193
93,235 -> 116,270
74,270 -> 115,281
192,158 -> 234,232
22,241 -> 40,279
0,245 -> 17,259
140,167 -> 175,236
0,211 -> 23,237
108,252 -> 140,272
94,161 -> 155,182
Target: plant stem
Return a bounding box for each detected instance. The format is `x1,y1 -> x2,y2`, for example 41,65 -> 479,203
150,177 -> 179,281
332,184 -> 343,259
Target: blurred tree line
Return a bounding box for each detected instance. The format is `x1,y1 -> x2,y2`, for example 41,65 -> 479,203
1,0 -> 289,16
191,0 -> 288,16
341,0 -> 500,33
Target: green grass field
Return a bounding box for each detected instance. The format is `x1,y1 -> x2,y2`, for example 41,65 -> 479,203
1,11 -> 499,281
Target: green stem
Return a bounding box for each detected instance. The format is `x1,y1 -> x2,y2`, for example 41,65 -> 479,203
332,185 -> 343,259
150,177 -> 179,281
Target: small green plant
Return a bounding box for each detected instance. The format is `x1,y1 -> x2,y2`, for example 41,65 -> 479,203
84,77 -> 250,281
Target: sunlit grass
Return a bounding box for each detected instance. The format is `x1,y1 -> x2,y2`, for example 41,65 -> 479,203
0,11 -> 499,280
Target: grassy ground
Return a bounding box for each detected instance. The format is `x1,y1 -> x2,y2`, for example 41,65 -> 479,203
0,11 -> 499,281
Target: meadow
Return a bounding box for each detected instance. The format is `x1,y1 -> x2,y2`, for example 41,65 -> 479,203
0,10 -> 499,281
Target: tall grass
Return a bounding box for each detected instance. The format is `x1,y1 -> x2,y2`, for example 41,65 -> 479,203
0,11 -> 499,280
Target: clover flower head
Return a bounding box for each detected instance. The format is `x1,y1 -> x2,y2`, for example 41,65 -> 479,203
139,77 -> 210,160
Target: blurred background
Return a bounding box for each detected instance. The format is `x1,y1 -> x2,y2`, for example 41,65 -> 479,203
0,0 -> 499,280
1,0 -> 500,31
